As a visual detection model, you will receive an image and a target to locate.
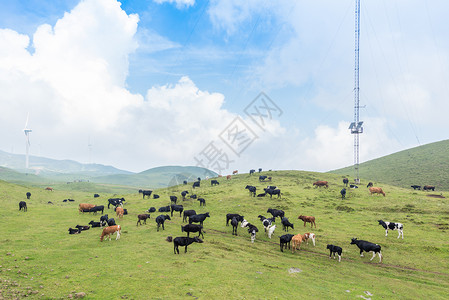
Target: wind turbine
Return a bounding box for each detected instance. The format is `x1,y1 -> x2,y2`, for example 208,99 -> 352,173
24,114 -> 32,169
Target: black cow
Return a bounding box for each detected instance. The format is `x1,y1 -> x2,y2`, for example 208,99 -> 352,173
107,218 -> 116,226
139,190 -> 153,199
258,168 -> 262,173
68,199 -> 75,202
170,204 -> 184,217
153,194 -> 160,199
410,185 -> 421,190
192,181 -> 200,189
327,244 -> 343,262
343,178 -> 349,187
181,191 -> 189,200
159,205 -> 170,212
183,210 -> 197,223
88,220 -> 102,228
181,224 -> 204,238
257,193 -> 267,197
230,217 -> 239,235
340,188 -> 346,199
249,169 -> 255,175
279,234 -> 294,252
89,205 -> 104,215
267,208 -> 284,219
366,182 -> 373,188
350,238 -> 382,263
264,188 -> 281,198
190,194 -> 197,199
189,212 -> 210,226
170,196 -> 178,204
211,180 -> 219,186
259,175 -> 267,181
172,236 -> 203,254
26,192 -> 31,199
94,193 -> 100,198
148,207 -> 156,213
226,214 -> 244,226
19,201 -> 27,212
245,185 -> 256,197
68,228 -> 81,234
183,180 -> 188,185
197,198 -> 206,206
156,215 -> 171,231
281,217 -> 294,232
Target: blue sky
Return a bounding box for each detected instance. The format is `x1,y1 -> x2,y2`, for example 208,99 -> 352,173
0,0 -> 448,175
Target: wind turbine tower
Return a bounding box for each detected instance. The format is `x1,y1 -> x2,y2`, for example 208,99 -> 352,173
24,114 -> 32,169
349,0 -> 363,184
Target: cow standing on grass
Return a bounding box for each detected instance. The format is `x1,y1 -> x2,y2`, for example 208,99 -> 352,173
350,238 -> 382,263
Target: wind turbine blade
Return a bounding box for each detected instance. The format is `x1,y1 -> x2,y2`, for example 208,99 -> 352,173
25,113 -> 29,128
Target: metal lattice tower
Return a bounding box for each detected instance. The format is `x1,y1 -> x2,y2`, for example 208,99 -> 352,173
349,0 -> 363,184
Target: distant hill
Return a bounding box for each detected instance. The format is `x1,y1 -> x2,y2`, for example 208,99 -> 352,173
90,166 -> 218,188
330,139 -> 449,190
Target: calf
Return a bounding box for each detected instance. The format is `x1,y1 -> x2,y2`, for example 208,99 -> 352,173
172,236 -> 203,254
189,212 -> 210,226
378,220 -> 404,239
100,214 -> 109,227
230,217 -> 239,235
291,233 -> 303,253
100,225 -> 121,242
245,185 -> 257,197
170,204 -> 184,217
88,221 -> 102,228
327,244 -> 342,262
211,180 -> 219,186
68,228 -> 81,234
350,238 -> 382,263
183,210 -> 196,223
279,234 -> 294,252
75,225 -> 90,231
155,215 -> 171,231
281,217 -> 294,232
197,198 -> 206,206
116,206 -> 125,218
226,214 -> 244,226
19,201 -> 27,212
107,218 -> 116,226
258,215 -> 275,231
148,207 -> 156,213
302,232 -> 316,246
266,224 -> 276,239
137,214 -> 151,226
298,215 -> 316,228
26,192 -> 31,199
257,193 -> 267,197
240,220 -> 258,243
340,188 -> 346,199
267,208 -> 284,219
181,224 -> 204,238
313,181 -> 328,188
158,205 -> 170,212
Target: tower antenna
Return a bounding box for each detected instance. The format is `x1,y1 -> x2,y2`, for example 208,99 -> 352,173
24,113 -> 32,169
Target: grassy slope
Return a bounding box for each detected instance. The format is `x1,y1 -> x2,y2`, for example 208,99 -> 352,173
0,172 -> 448,299
330,139 -> 449,190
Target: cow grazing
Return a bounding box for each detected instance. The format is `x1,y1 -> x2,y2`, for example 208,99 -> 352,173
241,220 -> 258,243
302,233 -> 316,246
107,218 -> 116,226
100,214 -> 109,227
298,215 -> 316,228
230,217 -> 239,235
226,214 -> 244,226
249,169 -> 255,175
267,208 -> 285,219
378,220 -> 404,239
19,201 -> 27,212
139,190 -> 153,199
313,181 -> 328,188
181,191 -> 189,200
75,225 -> 90,231
423,185 -> 435,191
170,204 -> 184,217
281,217 -> 294,232
116,207 -> 125,218
137,214 -> 151,226
369,187 -> 386,196
367,182 -> 373,188
245,185 -> 257,197
108,198 -> 125,209
350,238 -> 382,263
155,215 -> 171,231
68,228 -> 81,234
79,203 -> 95,213
327,244 -> 342,262
291,233 -> 303,253
226,175 -> 231,180
264,188 -> 281,198
340,188 -> 346,199
211,180 -> 219,186
153,194 -> 160,199
158,205 -> 170,212
183,210 -> 197,223
410,185 -> 421,190
258,215 -> 275,231
170,196 -> 178,204
192,181 -> 200,189
279,234 -> 294,252
45,187 -> 54,191
266,224 -> 276,239
89,205 -> 104,215
189,212 -> 210,226
26,192 -> 31,199
172,236 -> 203,254
197,198 -> 206,206
89,221 -> 102,228
343,178 -> 349,187
259,175 -> 267,181
148,207 -> 156,213
181,224 -> 204,238
100,225 -> 121,242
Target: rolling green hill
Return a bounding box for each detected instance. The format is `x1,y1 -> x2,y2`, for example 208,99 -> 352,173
330,139 -> 449,190
0,170 -> 448,299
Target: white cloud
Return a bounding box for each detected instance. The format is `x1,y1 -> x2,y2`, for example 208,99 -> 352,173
154,0 -> 195,9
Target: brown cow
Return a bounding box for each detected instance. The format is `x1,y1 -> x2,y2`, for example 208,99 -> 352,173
298,215 -> 316,228
100,225 -> 121,242
226,175 -> 231,180
313,181 -> 328,188
116,207 -> 125,218
137,214 -> 151,226
302,232 -> 316,246
79,203 -> 96,213
369,187 -> 386,196
291,233 -> 303,253
45,187 -> 54,191
232,170 -> 238,175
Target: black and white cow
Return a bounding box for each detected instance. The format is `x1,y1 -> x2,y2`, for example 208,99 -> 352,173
350,238 -> 382,263
108,198 -> 125,209
241,219 -> 258,243
378,220 -> 404,239
327,244 -> 342,262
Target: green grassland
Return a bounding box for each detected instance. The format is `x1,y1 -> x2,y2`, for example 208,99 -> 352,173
330,139 -> 449,190
0,171 -> 448,299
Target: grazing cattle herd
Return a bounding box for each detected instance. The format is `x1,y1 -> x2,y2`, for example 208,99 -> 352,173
17,169 -> 440,268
